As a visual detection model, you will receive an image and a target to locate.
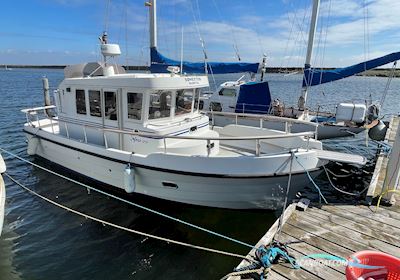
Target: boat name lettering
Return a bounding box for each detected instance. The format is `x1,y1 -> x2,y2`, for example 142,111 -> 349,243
184,77 -> 201,85
130,137 -> 149,144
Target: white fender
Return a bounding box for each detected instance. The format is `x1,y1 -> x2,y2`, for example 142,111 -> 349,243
27,137 -> 39,156
0,154 -> 6,173
123,164 -> 135,193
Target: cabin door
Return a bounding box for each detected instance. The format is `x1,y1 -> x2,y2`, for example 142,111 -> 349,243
102,89 -> 121,149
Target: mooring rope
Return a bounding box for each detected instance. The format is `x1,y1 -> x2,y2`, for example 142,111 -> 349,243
4,172 -> 248,260
325,167 -> 353,178
0,147 -> 255,249
323,166 -> 370,197
294,156 -> 328,204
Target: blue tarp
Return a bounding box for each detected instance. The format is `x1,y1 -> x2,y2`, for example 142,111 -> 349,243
150,47 -> 259,74
235,81 -> 272,114
303,51 -> 400,87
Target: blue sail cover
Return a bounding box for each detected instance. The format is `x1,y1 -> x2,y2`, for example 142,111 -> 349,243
150,47 -> 259,74
235,81 -> 272,114
303,52 -> 400,87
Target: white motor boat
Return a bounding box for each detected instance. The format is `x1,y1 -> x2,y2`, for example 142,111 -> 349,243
21,38 -> 366,209
0,153 -> 6,236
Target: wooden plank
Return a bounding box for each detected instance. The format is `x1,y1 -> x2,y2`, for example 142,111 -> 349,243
270,260 -> 323,280
277,232 -> 346,276
307,207 -> 400,246
281,223 -> 354,260
300,210 -> 400,258
381,205 -> 400,214
361,205 -> 400,220
223,268 -> 290,280
319,205 -> 400,236
287,217 -> 372,253
327,205 -> 400,229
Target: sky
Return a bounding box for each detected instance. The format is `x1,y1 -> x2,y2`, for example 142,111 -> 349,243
1,0 -> 399,67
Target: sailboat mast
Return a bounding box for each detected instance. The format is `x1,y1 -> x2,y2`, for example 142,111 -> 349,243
148,0 -> 157,49
299,0 -> 320,111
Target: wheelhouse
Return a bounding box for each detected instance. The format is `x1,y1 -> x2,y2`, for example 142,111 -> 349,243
54,71 -> 210,154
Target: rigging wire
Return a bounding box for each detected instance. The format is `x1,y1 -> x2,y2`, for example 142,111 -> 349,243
380,61 -> 397,110
0,147 -> 255,249
103,0 -> 112,33
363,0 -> 371,95
319,0 -> 332,87
211,0 -> 242,61
124,0 -> 129,67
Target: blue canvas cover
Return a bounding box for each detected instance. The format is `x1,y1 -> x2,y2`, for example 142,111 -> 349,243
235,81 -> 272,114
303,51 -> 400,87
150,47 -> 259,74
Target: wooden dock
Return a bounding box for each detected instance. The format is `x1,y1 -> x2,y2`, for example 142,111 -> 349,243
229,203 -> 400,280
228,116 -> 400,279
367,116 -> 400,204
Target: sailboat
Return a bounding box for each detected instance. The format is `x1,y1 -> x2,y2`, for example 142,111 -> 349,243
20,0 -> 366,210
152,0 -> 399,140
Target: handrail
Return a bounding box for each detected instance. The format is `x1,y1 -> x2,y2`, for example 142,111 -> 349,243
101,127 -> 315,141
21,105 -> 56,113
22,105 -> 316,157
206,111 -> 319,127
22,106 -> 316,141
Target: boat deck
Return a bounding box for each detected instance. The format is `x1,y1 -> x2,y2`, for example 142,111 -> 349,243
229,203 -> 400,280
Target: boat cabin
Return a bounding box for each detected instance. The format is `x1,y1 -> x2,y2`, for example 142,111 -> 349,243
54,64 -> 214,154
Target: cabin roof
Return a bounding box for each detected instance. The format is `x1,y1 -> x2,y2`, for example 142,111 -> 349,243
61,72 -> 209,90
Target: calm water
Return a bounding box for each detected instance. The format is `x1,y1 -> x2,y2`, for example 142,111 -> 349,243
0,69 -> 399,280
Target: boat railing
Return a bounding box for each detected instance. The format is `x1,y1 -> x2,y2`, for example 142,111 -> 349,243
22,106 -> 316,157
101,128 -> 315,156
206,110 -> 319,137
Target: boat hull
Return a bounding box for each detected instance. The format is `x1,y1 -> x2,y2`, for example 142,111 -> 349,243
24,132 -> 323,210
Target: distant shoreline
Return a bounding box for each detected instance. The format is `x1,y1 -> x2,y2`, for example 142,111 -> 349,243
1,65 -> 398,77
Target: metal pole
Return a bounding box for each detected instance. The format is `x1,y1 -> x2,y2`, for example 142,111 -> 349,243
299,0 -> 320,111
42,77 -> 52,117
255,139 -> 260,156
83,126 -> 88,143
147,0 -> 157,49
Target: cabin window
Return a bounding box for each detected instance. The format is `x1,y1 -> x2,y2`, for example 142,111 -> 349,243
148,91 -> 172,120
219,88 -> 236,97
89,90 -> 102,117
175,90 -> 194,116
127,92 -> 143,120
76,89 -> 86,115
104,91 -> 117,120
